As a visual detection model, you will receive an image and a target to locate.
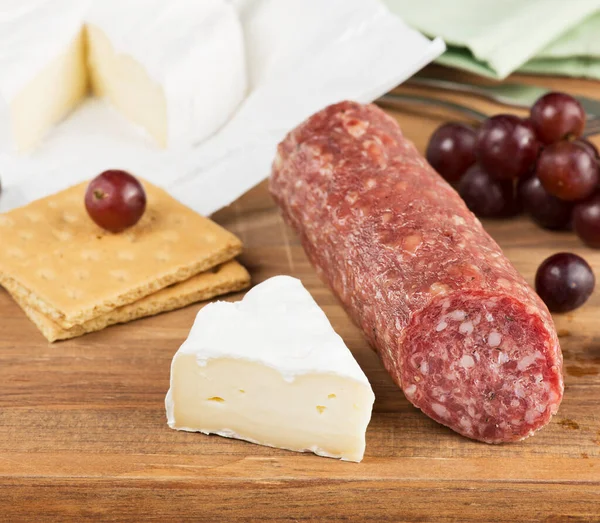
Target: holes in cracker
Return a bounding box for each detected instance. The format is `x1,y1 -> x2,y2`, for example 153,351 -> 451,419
161,231 -> 180,243
62,212 -> 79,224
43,270 -> 56,281
37,269 -> 56,281
154,251 -> 171,262
109,270 -> 129,282
73,269 -> 90,281
65,288 -> 83,300
7,247 -> 25,259
25,212 -> 43,223
52,229 -> 72,242
0,216 -> 15,227
81,250 -> 100,261
18,230 -> 34,241
169,214 -> 186,226
123,231 -> 139,243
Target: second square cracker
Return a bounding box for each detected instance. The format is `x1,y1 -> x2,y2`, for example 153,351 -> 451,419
0,179 -> 242,329
10,261 -> 250,342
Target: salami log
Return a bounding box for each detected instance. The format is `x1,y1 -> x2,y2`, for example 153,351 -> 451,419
270,101 -> 563,443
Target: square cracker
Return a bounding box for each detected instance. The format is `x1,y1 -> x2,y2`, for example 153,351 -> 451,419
9,260 -> 250,342
0,179 -> 242,329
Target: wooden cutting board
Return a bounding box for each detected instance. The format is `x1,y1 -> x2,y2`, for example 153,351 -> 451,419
1,67 -> 599,522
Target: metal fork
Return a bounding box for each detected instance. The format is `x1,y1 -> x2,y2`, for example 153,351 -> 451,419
408,77 -> 600,118
378,93 -> 600,137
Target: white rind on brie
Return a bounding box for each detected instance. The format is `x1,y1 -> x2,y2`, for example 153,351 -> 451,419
175,276 -> 371,383
165,276 -> 375,462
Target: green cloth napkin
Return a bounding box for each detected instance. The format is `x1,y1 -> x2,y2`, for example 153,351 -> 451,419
384,0 -> 600,80
520,11 -> 600,78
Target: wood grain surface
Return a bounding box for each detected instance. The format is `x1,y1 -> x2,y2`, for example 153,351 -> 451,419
2,66 -> 600,522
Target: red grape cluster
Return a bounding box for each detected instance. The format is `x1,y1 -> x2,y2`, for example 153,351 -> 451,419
426,92 -> 600,247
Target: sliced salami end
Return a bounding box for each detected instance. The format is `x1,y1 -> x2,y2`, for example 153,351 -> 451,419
401,292 -> 563,443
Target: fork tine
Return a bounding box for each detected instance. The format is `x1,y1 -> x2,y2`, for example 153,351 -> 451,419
377,93 -> 488,122
586,116 -> 600,127
583,124 -> 600,138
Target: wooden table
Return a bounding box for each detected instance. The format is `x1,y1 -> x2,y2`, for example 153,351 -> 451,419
2,67 -> 600,522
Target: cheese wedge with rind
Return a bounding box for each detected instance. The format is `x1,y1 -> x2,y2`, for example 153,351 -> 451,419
0,0 -> 90,153
86,0 -> 247,148
166,276 -> 375,462
1,0 -> 246,152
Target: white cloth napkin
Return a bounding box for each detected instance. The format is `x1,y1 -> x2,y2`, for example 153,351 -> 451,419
0,0 -> 444,215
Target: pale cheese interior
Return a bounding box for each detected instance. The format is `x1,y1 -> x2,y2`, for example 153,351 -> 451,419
86,25 -> 168,148
10,30 -> 88,153
170,354 -> 374,462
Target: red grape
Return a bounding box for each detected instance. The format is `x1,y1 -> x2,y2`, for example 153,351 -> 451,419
426,123 -> 477,182
573,192 -> 600,248
530,92 -> 586,144
574,138 -> 599,160
517,175 -> 573,230
535,252 -> 595,313
475,115 -> 539,180
536,141 -> 599,201
85,170 -> 147,233
458,164 -> 518,218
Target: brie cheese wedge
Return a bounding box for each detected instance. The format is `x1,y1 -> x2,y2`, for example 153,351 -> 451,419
0,0 -> 90,153
86,0 -> 247,148
166,276 -> 375,462
1,0 -> 246,153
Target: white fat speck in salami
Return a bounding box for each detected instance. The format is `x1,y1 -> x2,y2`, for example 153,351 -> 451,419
518,354 -> 539,371
436,321 -> 447,332
515,386 -> 526,398
430,282 -> 450,296
459,321 -> 474,335
432,403 -> 450,419
345,192 -> 358,205
452,215 -> 467,226
488,331 -> 502,347
450,310 -> 466,321
497,278 -> 513,289
459,355 -> 475,369
525,410 -> 538,424
270,101 -> 563,444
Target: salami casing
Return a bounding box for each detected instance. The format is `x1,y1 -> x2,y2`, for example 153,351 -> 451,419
270,101 -> 563,443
